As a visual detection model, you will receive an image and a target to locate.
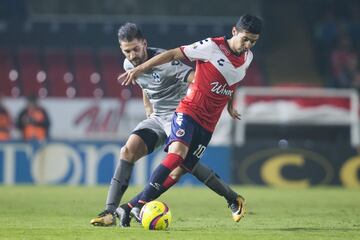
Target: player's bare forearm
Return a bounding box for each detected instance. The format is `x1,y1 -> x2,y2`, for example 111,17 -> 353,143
186,71 -> 195,83
142,91 -> 153,118
141,48 -> 185,70
227,92 -> 241,120
119,48 -> 185,85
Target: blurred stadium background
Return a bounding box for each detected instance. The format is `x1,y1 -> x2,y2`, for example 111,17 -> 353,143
1,0 -> 359,187
1,0 -> 360,239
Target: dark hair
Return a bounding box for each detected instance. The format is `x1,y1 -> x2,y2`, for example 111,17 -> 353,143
236,14 -> 262,34
117,22 -> 144,42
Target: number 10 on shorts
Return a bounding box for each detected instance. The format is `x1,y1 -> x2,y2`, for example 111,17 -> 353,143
193,144 -> 206,158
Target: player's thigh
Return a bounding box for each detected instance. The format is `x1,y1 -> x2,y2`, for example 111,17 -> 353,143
181,127 -> 212,171
131,117 -> 167,153
166,112 -> 195,158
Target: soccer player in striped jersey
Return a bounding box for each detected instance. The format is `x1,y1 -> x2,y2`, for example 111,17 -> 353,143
91,22 -> 247,227
120,14 -> 262,223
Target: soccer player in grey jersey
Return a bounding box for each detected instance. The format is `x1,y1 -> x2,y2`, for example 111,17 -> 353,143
90,22 -> 240,227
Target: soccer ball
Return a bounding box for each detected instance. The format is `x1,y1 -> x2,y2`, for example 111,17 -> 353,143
140,201 -> 172,230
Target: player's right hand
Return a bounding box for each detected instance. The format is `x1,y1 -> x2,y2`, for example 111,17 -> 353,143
118,67 -> 143,85
117,71 -> 133,86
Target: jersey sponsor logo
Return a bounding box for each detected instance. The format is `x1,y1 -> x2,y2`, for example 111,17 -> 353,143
199,39 -> 209,45
238,148 -> 334,187
210,82 -> 234,97
176,113 -> 183,126
152,72 -> 161,83
217,58 -> 225,66
192,39 -> 209,49
176,128 -> 185,137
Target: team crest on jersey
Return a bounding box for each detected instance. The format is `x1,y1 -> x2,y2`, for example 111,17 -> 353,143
176,129 -> 185,137
152,72 -> 161,83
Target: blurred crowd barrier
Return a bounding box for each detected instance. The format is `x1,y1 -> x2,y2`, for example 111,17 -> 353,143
1,87 -> 359,187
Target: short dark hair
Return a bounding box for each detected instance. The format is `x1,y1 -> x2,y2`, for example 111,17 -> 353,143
117,22 -> 144,42
236,14 -> 262,34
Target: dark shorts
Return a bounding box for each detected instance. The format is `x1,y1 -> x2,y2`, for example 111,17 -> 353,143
165,112 -> 212,171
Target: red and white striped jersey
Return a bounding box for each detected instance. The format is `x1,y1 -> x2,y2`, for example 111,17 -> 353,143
178,36 -> 253,132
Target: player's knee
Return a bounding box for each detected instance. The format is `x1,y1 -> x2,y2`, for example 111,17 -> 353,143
120,145 -> 138,162
168,142 -> 188,159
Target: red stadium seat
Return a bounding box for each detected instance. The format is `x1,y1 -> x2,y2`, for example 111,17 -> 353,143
44,48 -> 73,97
17,48 -> 48,97
98,48 -> 137,99
0,48 -> 20,96
72,48 -> 103,97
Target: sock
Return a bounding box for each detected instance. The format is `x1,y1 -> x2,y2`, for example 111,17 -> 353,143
137,153 -> 183,205
163,175 -> 177,189
127,192 -> 143,208
127,175 -> 178,209
105,159 -> 134,212
119,202 -> 131,214
192,162 -> 238,203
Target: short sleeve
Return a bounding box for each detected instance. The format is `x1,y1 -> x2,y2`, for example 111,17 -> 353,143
180,38 -> 214,62
123,58 -> 134,71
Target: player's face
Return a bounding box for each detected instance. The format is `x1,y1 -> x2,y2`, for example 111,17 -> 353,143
230,27 -> 259,54
120,38 -> 148,66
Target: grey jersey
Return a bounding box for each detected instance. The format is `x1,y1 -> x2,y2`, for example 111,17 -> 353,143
123,47 -> 192,117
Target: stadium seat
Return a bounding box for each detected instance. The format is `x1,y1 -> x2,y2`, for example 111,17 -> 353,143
17,48 -> 48,97
72,48 -> 103,97
0,48 -> 18,96
44,48 -> 73,97
98,48 -> 138,99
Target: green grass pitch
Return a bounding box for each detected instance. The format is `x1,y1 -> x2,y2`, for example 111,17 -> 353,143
0,185 -> 359,240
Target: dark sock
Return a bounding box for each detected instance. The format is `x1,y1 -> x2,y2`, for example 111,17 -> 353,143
137,153 -> 183,205
127,175 -> 178,209
120,203 -> 131,213
192,162 -> 238,203
128,192 -> 143,208
105,159 -> 134,212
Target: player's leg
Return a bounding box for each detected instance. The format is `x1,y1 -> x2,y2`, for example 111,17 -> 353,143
104,133 -> 148,211
91,118 -> 166,226
116,166 -> 185,226
90,133 -> 149,227
191,163 -> 245,222
140,142 -> 188,203
124,166 -> 184,208
191,163 -> 238,202
128,113 -> 196,221
182,122 -> 246,222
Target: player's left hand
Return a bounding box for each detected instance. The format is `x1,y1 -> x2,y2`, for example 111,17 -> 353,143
227,105 -> 241,120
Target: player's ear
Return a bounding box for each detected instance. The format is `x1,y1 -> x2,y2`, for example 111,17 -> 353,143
232,27 -> 238,36
143,39 -> 148,48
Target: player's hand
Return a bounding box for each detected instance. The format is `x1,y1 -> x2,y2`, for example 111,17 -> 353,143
118,67 -> 143,85
117,70 -> 136,85
227,104 -> 241,120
